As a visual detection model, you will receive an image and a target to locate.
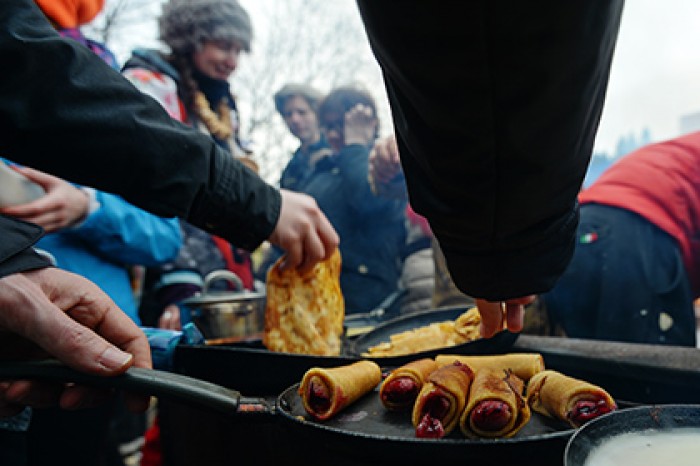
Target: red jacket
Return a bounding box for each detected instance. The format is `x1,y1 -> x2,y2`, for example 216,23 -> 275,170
579,131 -> 700,296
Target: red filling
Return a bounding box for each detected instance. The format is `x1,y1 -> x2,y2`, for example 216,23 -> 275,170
307,379 -> 331,413
416,413 -> 445,438
569,398 -> 616,424
470,400 -> 511,431
415,390 -> 450,438
381,377 -> 419,406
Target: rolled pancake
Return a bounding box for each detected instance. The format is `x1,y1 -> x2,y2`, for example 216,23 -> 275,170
459,368 -> 531,438
435,353 -> 544,381
412,361 -> 474,438
526,370 -> 617,428
380,358 -> 439,411
299,360 -> 381,421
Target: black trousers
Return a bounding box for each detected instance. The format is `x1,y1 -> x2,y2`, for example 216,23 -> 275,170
544,204 -> 695,346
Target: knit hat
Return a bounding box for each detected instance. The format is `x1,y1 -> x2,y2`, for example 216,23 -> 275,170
159,0 -> 252,55
35,0 -> 104,28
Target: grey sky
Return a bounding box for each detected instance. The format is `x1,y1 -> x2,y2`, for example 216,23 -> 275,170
594,0 -> 700,154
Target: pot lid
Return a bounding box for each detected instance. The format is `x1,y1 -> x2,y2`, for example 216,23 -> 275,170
182,289 -> 266,306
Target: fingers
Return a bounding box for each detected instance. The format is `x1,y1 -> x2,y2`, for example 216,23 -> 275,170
0,269 -> 152,415
32,268 -> 152,371
3,380 -> 64,409
12,165 -> 55,188
270,190 -> 339,272
158,305 -> 182,331
370,135 -> 401,183
504,302 -> 525,333
475,299 -> 505,338
476,295 -> 535,338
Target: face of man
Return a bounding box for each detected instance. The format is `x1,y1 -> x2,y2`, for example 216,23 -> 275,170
282,95 -> 320,146
193,39 -> 243,81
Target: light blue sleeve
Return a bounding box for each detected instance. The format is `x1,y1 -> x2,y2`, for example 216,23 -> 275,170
67,190 -> 182,266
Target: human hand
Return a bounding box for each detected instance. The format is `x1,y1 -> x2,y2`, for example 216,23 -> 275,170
268,189 -> 339,273
343,103 -> 377,147
475,296 -> 536,338
158,304 -> 182,331
0,166 -> 90,233
0,268 -> 152,417
369,134 -> 401,185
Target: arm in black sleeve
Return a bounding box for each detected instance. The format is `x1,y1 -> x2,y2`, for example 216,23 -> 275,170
0,0 -> 279,251
0,216 -> 51,277
357,0 -> 623,300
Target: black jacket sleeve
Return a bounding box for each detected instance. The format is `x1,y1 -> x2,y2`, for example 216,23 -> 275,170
357,0 -> 624,300
0,0 -> 280,252
0,216 -> 51,278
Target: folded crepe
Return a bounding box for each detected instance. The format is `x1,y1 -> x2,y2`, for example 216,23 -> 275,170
435,353 -> 545,381
380,358 -> 439,411
459,368 -> 531,438
264,248 -> 344,356
363,307 -> 482,358
526,370 -> 617,428
299,360 -> 381,421
412,361 -> 474,438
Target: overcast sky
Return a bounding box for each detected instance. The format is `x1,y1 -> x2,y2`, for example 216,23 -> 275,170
594,0 -> 700,154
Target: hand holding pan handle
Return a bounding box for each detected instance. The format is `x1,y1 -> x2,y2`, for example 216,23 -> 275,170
0,359 -> 270,417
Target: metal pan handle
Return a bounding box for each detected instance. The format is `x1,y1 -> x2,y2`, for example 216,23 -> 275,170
0,360 -> 268,417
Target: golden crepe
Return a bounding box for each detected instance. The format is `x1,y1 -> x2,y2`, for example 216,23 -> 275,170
363,307 -> 483,357
263,249 -> 344,356
379,358 -> 439,411
299,360 -> 382,421
435,353 -> 545,381
459,369 -> 531,438
526,370 -> 617,428
412,361 -> 474,438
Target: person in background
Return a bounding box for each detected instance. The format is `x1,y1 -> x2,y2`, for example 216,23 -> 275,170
122,0 -> 262,331
273,83 -> 332,192
0,0 -> 337,443
356,1 -> 623,336
262,85 -> 406,315
368,134 -> 438,315
307,85 -> 407,315
544,131 -> 700,347
256,83 -> 331,278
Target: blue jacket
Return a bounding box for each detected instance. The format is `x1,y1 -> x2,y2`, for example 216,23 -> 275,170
37,190 -> 181,324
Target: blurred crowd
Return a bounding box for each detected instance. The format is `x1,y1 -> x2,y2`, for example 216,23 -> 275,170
3,0 -> 700,465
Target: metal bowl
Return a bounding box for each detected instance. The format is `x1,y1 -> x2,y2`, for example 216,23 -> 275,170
564,404 -> 700,466
180,270 -> 266,342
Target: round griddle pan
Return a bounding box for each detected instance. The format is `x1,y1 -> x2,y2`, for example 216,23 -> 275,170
0,360 -> 582,466
173,305 -> 517,395
565,404 -> 700,466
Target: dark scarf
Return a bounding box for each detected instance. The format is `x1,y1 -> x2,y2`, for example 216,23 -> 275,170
191,68 -> 237,113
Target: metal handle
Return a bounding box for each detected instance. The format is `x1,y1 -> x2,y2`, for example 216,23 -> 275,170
203,270 -> 244,293
0,360 -> 265,417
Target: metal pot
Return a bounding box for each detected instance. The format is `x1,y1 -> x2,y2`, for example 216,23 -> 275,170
180,270 -> 266,342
